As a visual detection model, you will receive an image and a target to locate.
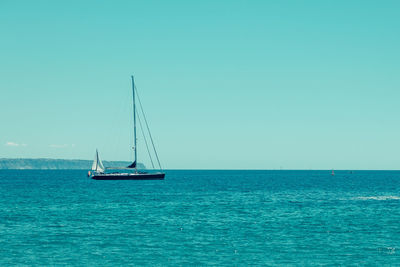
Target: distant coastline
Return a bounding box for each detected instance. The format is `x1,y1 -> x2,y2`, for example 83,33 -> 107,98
0,158 -> 145,170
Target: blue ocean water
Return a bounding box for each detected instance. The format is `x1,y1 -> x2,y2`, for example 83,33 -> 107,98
0,170 -> 399,266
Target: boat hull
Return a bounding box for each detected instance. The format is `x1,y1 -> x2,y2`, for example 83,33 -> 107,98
92,172 -> 165,180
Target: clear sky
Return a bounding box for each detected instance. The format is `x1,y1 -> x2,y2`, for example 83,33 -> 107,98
1,0 -> 400,169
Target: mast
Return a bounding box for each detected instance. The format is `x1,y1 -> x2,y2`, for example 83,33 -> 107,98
131,75 -> 137,169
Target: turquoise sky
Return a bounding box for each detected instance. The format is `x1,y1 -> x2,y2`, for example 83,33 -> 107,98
1,1 -> 400,169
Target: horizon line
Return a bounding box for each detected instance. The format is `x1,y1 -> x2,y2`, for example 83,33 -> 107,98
0,157 -> 399,171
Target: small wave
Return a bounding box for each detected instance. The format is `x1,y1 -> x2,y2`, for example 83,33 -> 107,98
354,196 -> 400,201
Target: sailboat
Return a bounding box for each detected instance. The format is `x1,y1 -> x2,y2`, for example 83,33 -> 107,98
89,76 -> 165,180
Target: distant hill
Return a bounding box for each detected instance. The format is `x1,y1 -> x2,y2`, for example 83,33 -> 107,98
0,158 -> 145,170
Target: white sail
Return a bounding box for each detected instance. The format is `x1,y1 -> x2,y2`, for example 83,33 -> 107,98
97,153 -> 105,172
91,149 -> 105,173
91,152 -> 97,170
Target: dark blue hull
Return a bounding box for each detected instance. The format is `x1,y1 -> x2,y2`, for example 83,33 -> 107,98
92,172 -> 165,180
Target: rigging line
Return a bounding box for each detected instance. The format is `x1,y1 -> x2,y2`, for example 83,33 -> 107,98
136,109 -> 155,169
134,84 -> 162,170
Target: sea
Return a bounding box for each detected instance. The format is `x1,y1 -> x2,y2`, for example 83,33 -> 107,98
0,170 -> 399,266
